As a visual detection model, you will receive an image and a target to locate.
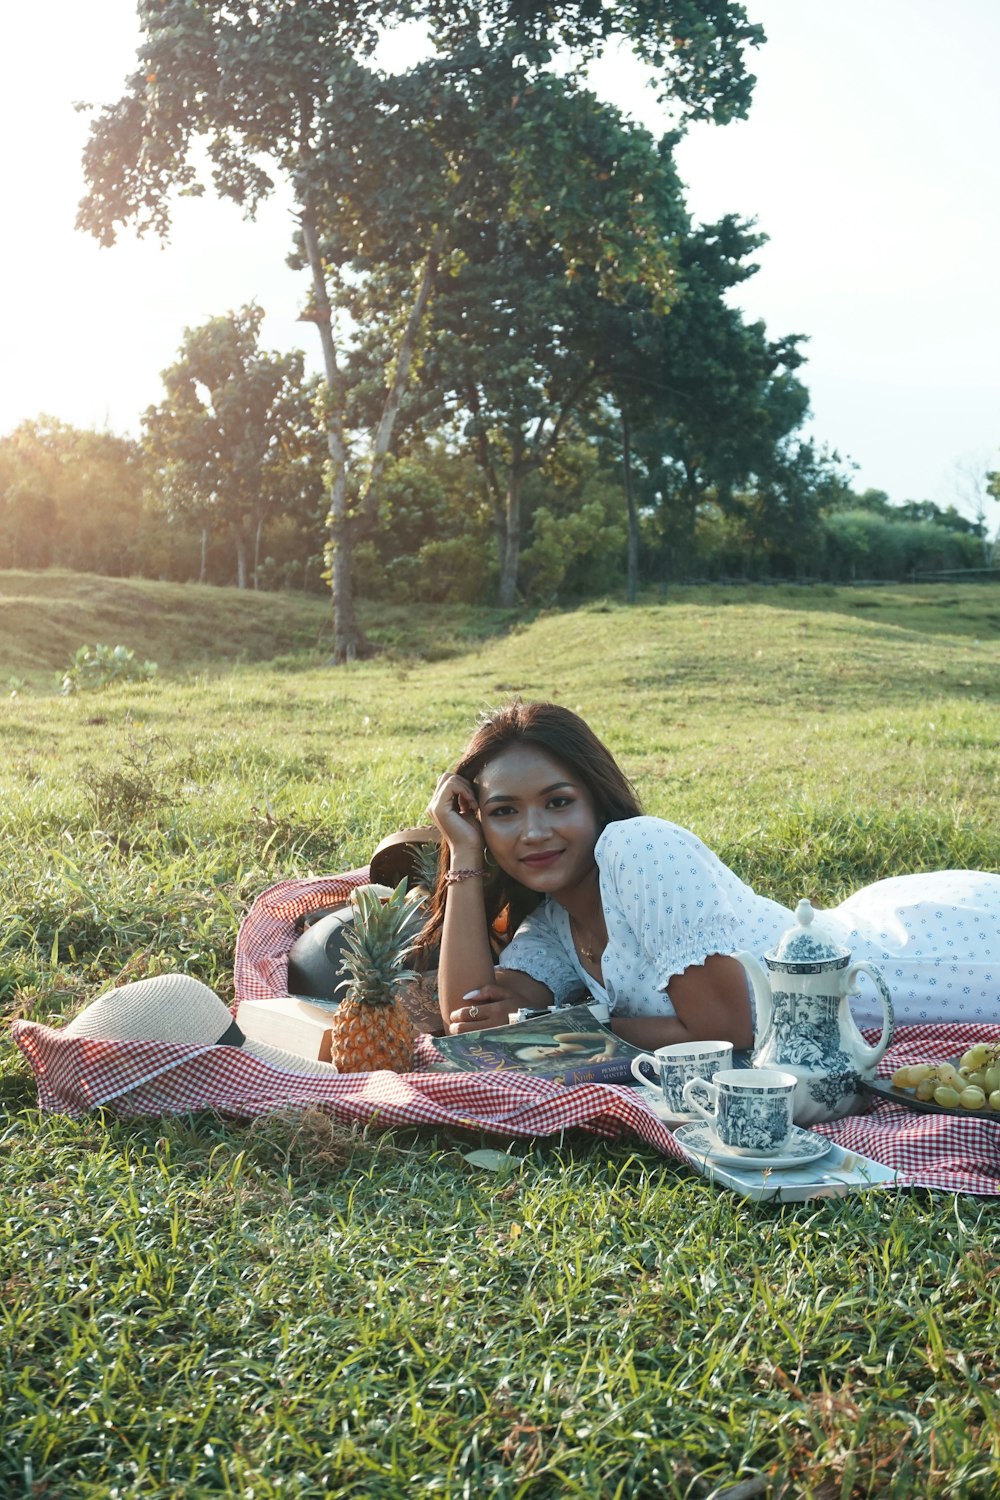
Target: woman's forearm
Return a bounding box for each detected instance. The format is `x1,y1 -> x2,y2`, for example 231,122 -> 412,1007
427,770 -> 498,1025
437,869 -> 497,1023
611,956 -> 754,1051
667,954 -> 754,1049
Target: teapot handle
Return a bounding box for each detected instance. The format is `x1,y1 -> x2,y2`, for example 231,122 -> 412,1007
733,950 -> 772,1042
845,960 -> 895,1068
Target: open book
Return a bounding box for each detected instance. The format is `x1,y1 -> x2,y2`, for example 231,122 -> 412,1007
425,1004 -> 646,1085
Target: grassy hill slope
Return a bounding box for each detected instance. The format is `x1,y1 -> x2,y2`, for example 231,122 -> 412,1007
3,570 -> 998,687
0,569 -> 362,683
0,570 -> 523,683
0,569 -> 330,678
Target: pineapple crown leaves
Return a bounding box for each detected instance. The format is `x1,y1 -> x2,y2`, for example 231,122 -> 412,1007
411,838 -> 442,896
336,878 -> 427,1005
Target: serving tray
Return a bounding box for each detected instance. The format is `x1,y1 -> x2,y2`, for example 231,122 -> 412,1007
675,1138 -> 897,1202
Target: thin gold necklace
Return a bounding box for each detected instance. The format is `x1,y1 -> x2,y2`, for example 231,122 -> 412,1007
571,914 -> 605,963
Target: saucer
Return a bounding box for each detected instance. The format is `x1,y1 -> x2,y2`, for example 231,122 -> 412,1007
633,1091 -> 693,1128
674,1121 -> 833,1170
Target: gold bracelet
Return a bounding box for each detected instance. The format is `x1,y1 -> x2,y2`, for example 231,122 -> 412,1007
443,867 -> 489,885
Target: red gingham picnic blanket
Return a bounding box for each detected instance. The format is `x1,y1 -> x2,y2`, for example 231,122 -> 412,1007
233,867 -> 373,1004
9,870 -> 1000,1196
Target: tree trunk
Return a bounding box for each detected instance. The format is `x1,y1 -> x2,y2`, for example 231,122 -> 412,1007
498,464 -> 523,609
300,201 -> 364,662
199,526 -> 208,585
233,527 -> 248,590
253,512 -> 264,591
327,476 -> 364,663
622,405 -> 639,604
300,197 -> 444,663
682,460 -> 701,577
355,227 -> 445,532
331,517 -> 358,663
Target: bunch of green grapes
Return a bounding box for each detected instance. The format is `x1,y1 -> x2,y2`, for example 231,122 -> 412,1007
891,1043 -> 1000,1111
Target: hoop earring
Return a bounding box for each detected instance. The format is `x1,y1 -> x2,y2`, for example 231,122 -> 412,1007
483,847 -> 498,870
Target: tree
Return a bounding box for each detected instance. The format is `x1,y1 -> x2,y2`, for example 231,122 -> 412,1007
827,486 -> 892,515
78,0 -> 764,654
517,441 -> 627,602
0,418 -> 147,575
349,442 -> 497,605
593,214 -> 811,584
143,306 -> 324,589
894,498 -> 984,535
390,85 -> 683,607
819,508 -> 986,582
580,198 -> 751,599
951,455 -> 997,562
732,439 -> 844,575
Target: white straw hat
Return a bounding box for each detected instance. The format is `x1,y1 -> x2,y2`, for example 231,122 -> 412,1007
63,973 -> 339,1077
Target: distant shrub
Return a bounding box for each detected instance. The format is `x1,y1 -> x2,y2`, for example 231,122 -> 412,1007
355,535 -> 496,605
821,511 -> 984,581
520,499 -> 625,603
60,643 -> 158,694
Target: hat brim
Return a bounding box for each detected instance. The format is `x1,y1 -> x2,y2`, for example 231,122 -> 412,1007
62,974 -> 343,1075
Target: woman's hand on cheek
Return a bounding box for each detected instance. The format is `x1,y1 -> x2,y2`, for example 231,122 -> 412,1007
427,772 -> 484,858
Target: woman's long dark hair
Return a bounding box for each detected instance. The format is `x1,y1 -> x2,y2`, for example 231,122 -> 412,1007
417,700 -> 643,957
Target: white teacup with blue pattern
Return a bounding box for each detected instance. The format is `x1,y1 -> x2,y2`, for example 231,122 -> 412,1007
629,1040 -> 733,1113
682,1068 -> 797,1155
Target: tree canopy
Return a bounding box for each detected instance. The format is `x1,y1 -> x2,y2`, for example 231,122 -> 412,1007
143,305 -> 324,589
77,0 -> 766,656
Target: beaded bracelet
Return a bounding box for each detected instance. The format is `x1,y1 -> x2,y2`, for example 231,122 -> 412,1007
443,867 -> 490,885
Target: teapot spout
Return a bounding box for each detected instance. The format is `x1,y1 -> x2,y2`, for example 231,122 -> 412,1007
732,950 -> 773,1047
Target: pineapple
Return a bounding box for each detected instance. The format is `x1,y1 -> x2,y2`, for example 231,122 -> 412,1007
331,879 -> 426,1072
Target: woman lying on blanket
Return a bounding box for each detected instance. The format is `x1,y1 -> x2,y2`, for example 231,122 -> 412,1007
421,700 -> 1000,1047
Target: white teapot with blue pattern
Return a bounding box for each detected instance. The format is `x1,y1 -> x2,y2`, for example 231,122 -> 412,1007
734,899 -> 895,1125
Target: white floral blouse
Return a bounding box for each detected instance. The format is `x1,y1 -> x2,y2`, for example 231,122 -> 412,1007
499,817 -> 791,1018
497,816 -> 1000,1026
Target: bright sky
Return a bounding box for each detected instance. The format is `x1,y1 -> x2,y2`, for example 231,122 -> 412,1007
1,0 -> 998,525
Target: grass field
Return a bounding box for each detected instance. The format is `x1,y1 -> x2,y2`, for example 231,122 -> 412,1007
2,572 -> 999,1498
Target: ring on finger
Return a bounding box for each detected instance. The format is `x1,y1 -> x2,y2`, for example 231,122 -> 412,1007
468,1005 -> 480,1020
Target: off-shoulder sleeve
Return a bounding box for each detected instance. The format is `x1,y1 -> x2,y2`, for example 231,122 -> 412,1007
596,817 -> 747,991
497,904 -> 585,1005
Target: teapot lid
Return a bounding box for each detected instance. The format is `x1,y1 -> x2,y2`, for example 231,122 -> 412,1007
769,899 -> 850,967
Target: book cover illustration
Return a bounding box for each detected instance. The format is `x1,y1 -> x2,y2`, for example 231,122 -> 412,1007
426,1004 -> 646,1086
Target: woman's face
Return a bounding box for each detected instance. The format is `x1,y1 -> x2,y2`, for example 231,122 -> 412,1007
475,743 -> 599,901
